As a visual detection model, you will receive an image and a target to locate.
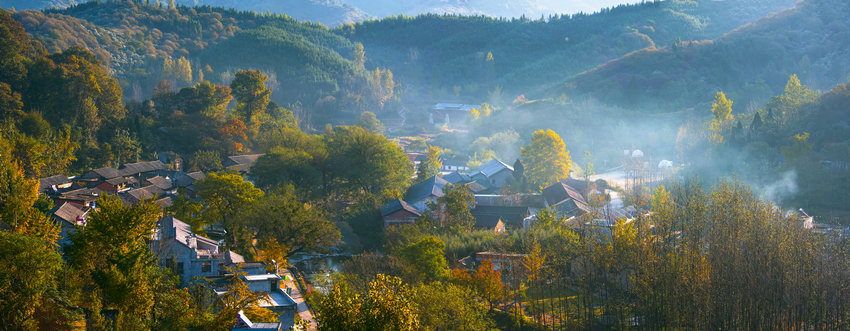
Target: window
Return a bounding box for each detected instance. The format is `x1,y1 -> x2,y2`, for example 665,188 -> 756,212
202,262 -> 211,273
176,262 -> 184,272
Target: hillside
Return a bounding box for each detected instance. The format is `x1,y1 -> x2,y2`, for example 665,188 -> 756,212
174,0 -> 368,26
341,0 -> 796,101
13,1 -> 388,125
3,0 -> 367,26
1,0 -> 78,10
567,0 -> 850,111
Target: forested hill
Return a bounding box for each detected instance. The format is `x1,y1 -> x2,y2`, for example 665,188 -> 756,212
3,0 -> 367,26
7,0 -> 798,126
338,0 -> 796,102
12,1 -> 392,125
567,0 -> 850,112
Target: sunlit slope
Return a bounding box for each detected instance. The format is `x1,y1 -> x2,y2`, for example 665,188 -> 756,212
567,0 -> 850,110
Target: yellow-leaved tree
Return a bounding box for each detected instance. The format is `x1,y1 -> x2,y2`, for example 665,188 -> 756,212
709,91 -> 734,144
520,129 -> 571,189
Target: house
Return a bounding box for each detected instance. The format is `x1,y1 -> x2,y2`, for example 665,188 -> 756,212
542,181 -> 590,218
224,154 -> 264,174
118,160 -> 169,179
174,171 -> 206,196
49,202 -> 89,246
145,176 -> 174,191
119,185 -> 164,206
55,187 -> 102,209
473,214 -> 506,233
471,205 -> 533,229
243,274 -> 297,321
403,175 -> 449,213
443,171 -> 472,185
79,167 -> 121,186
222,274 -> 297,330
429,103 -> 478,127
233,310 -> 281,331
38,175 -> 72,195
380,199 -> 422,227
473,159 -> 514,188
153,216 -> 237,286
95,176 -> 138,193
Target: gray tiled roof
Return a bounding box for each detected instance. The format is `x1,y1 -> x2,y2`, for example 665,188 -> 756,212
404,176 -> 448,203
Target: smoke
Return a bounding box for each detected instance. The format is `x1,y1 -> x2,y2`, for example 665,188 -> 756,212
754,170 -> 798,203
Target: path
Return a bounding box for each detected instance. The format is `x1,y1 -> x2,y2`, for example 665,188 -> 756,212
280,268 -> 316,331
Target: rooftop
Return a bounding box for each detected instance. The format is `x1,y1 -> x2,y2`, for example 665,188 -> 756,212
38,175 -> 71,193
118,160 -> 167,177
49,202 -> 87,225
477,159 -> 514,178
380,198 -> 422,217
542,181 -> 586,206
404,176 -> 448,203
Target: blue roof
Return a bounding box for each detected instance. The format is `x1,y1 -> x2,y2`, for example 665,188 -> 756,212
404,176 -> 448,203
477,159 -> 513,178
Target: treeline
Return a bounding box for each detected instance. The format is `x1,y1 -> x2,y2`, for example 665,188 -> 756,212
13,1 -> 397,126
571,0 -> 850,111
312,179 -> 850,329
679,75 -> 850,220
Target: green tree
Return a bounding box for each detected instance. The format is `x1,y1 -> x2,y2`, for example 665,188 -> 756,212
189,149 -> 223,172
357,110 -> 385,134
520,129 -> 572,189
194,172 -> 264,251
325,126 -> 411,201
430,183 -> 475,233
0,231 -> 63,329
416,145 -> 442,182
353,42 -> 366,69
417,281 -> 494,330
241,188 -> 341,260
318,274 -> 419,330
399,236 -> 448,281
230,70 -> 271,133
65,195 -> 162,328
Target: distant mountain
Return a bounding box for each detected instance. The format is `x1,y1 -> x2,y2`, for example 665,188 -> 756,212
2,0 -> 79,10
566,0 -> 850,111
344,0 -> 639,19
2,0 -> 368,26
174,0 -> 368,26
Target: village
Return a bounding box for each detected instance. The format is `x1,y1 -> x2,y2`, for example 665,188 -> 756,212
32,102 -> 848,330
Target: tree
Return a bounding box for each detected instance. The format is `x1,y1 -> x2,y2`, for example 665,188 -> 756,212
357,111 -> 385,134
430,183 -> 475,233
709,91 -> 734,143
189,150 -> 223,172
0,141 -> 59,246
194,172 -> 264,251
508,158 -> 530,193
241,188 -> 341,260
520,129 -> 572,189
208,267 -> 277,329
325,126 -> 411,201
318,274 -> 418,330
417,281 -> 494,330
416,145 -> 442,182
398,236 -> 448,281
353,42 -> 366,69
230,70 -> 271,133
250,146 -> 325,195
65,195 -> 162,328
0,231 -> 63,329
472,259 -> 505,309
